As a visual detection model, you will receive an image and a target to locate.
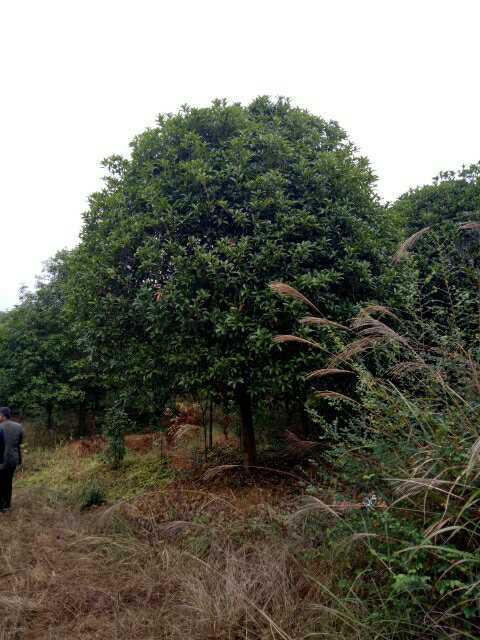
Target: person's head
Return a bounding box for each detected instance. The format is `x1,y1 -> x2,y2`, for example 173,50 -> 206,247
0,407 -> 11,422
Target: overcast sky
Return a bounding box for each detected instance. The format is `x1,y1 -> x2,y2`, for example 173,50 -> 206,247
1,0 -> 479,310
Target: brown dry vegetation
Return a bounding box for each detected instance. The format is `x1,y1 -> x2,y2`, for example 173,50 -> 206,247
0,446 -> 357,640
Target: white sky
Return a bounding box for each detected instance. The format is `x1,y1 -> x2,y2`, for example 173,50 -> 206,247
1,0 -> 479,310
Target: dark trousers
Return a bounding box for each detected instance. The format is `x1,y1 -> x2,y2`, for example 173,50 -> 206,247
0,468 -> 15,510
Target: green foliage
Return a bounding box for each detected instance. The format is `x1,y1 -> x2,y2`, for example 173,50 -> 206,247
392,162 -> 480,232
18,445 -> 173,504
0,251 -> 87,426
78,479 -> 107,510
321,308 -> 480,637
3,102 -> 480,637
305,352 -> 480,638
387,164 -> 480,346
277,169 -> 480,635
103,403 -> 129,468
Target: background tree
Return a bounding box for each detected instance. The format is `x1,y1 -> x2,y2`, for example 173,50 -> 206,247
0,251 -> 84,429
388,163 -> 480,346
392,162 -> 480,232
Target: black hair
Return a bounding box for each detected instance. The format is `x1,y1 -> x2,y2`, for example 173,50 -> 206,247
0,407 -> 11,420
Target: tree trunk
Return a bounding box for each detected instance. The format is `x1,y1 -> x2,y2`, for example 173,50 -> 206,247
46,401 -> 54,431
236,385 -> 256,467
208,397 -> 213,449
90,388 -> 105,434
200,398 -> 208,461
77,400 -> 87,438
202,404 -> 208,462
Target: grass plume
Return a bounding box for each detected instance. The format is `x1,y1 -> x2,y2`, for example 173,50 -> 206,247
270,282 -> 321,314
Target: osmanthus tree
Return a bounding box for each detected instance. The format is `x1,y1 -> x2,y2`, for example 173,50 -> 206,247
66,158 -> 174,423
69,97 -> 396,465
0,251 -> 85,429
388,164 -> 480,346
392,162 -> 480,233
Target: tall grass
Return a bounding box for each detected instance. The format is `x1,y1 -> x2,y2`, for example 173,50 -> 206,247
272,280 -> 480,638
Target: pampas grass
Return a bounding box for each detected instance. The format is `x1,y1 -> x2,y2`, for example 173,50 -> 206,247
458,221 -> 480,231
327,336 -> 386,366
360,305 -> 400,322
314,391 -> 359,405
299,316 -> 351,331
392,220 -> 480,264
392,226 -> 432,263
269,282 -> 321,314
273,334 -> 322,349
304,368 -> 356,381
387,361 -> 430,379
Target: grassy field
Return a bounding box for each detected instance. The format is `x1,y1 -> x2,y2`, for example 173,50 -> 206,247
17,445 -> 173,504
1,440 -> 362,640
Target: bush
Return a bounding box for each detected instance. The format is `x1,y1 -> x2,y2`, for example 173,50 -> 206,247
78,479 -> 107,510
103,403 -> 130,468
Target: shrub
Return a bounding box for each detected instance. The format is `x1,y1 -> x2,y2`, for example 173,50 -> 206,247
78,479 -> 107,510
103,403 -> 130,468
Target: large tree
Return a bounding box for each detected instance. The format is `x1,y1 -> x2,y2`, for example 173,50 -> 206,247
70,97 -> 394,464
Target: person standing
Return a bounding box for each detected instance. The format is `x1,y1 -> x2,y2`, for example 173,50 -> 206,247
0,407 -> 24,512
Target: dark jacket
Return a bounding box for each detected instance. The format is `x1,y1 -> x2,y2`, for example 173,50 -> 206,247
0,420 -> 24,470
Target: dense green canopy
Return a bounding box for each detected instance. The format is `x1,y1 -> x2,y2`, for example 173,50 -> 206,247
0,252 -> 80,427
392,162 -> 480,231
389,163 -> 480,344
64,97 -> 395,463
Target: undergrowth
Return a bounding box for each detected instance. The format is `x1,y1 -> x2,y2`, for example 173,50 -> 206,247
17,447 -> 173,506
273,265 -> 480,639
2,458 -> 358,640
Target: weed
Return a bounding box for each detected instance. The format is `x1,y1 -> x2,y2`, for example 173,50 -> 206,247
78,480 -> 107,510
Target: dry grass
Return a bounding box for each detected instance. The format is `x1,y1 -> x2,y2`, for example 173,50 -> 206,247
387,360 -> 430,379
392,225 -> 433,263
0,490 -> 173,639
0,450 -> 359,640
269,281 -> 321,314
285,430 -> 319,455
305,368 -> 356,381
